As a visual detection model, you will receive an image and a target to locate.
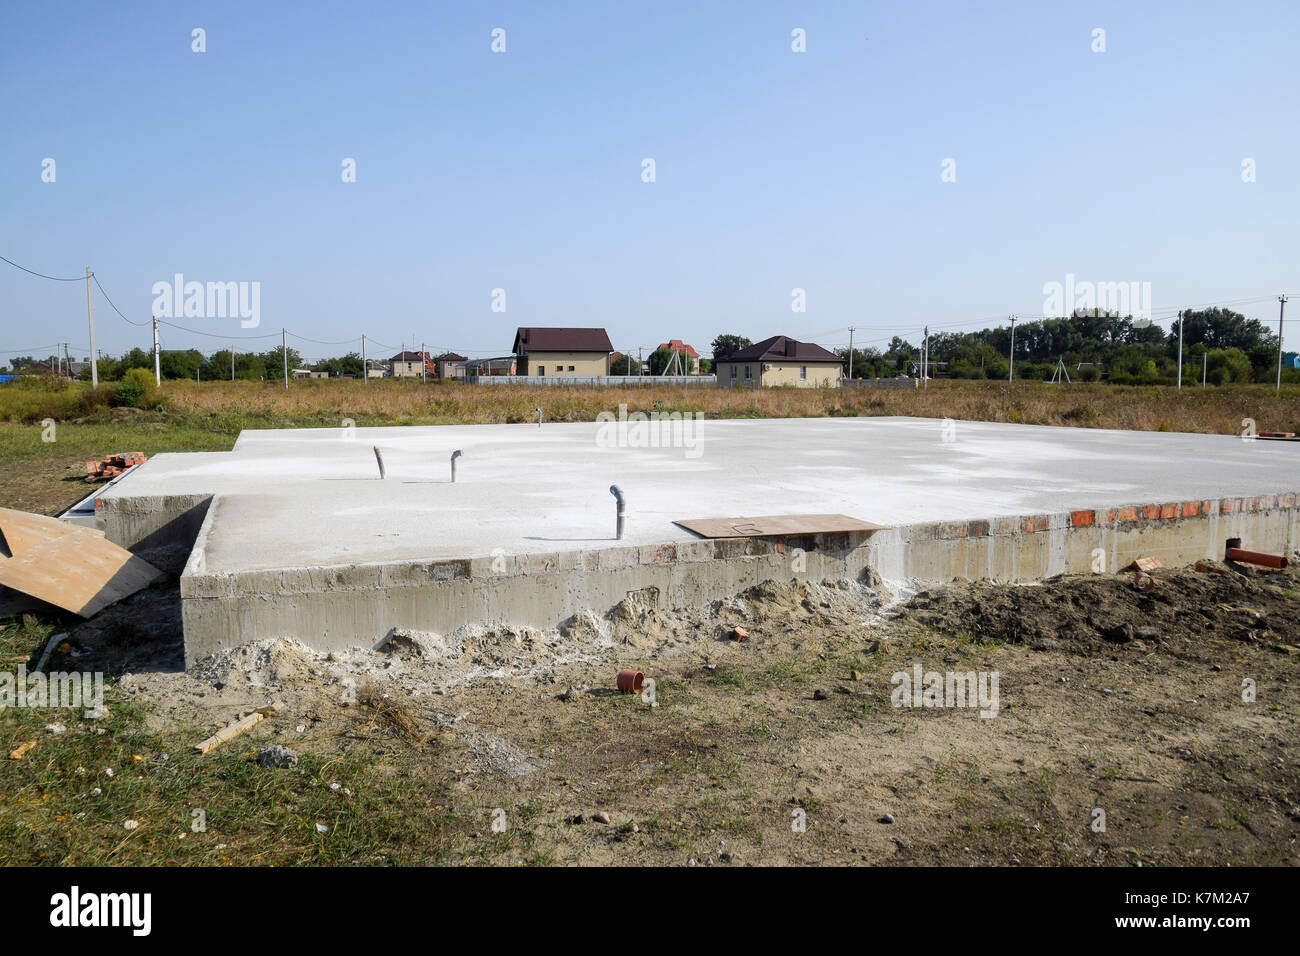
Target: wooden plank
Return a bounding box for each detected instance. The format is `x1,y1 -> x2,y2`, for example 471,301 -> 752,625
194,711 -> 265,755
0,531 -> 164,618
673,513 -> 887,538
0,507 -> 104,559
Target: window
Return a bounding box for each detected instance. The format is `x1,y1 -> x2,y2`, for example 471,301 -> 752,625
745,366 -> 752,380
568,365 -> 575,372
800,366 -> 807,380
538,366 -> 545,376
730,365 -> 737,379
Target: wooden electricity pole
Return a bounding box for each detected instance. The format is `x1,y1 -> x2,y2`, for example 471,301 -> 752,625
85,268 -> 98,389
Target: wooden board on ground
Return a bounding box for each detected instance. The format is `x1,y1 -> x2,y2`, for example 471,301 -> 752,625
0,507 -> 104,559
673,513 -> 887,538
0,513 -> 163,617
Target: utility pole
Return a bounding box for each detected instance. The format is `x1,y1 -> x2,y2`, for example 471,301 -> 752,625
152,316 -> 161,386
923,325 -> 929,389
231,344 -> 235,381
282,328 -> 289,390
1176,310 -> 1183,390
85,267 -> 98,390
1277,295 -> 1288,392
1007,315 -> 1016,382
362,334 -> 367,386
847,326 -> 855,380
1202,351 -> 1207,388
421,342 -> 427,383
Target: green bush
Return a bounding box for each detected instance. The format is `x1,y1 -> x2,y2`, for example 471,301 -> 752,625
112,368 -> 156,408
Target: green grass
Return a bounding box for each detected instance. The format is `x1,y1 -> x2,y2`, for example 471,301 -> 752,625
0,613 -> 469,866
0,420 -> 234,515
0,690 -> 468,865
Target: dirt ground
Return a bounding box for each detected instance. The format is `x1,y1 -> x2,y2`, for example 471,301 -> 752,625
36,559 -> 1299,866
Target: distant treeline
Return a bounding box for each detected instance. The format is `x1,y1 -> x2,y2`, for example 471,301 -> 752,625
836,308 -> 1294,385
5,307 -> 1294,387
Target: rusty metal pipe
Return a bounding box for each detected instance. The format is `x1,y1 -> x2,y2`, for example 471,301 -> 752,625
1225,538 -> 1288,569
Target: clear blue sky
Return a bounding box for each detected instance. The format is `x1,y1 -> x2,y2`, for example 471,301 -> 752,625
2,0 -> 1297,363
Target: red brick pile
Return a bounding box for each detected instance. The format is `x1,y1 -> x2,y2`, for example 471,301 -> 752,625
84,452 -> 146,482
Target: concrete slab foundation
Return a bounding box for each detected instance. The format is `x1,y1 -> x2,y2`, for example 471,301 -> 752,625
89,417 -> 1300,664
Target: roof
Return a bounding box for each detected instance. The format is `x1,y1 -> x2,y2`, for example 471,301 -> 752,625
721,335 -> 842,364
656,339 -> 700,357
438,352 -> 468,362
388,351 -> 427,362
513,327 -> 613,354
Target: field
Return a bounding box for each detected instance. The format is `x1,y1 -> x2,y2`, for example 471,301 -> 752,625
0,378 -> 1297,866
0,565 -> 1296,866
2,377 -> 1298,517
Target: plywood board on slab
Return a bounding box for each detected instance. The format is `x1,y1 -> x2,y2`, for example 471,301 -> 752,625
673,513 -> 886,538
0,512 -> 163,617
0,507 -> 104,559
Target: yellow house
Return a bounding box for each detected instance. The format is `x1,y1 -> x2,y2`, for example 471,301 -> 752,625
714,335 -> 844,388
513,327 -> 613,376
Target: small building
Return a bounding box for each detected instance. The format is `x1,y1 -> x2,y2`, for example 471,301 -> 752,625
467,356 -> 518,376
365,364 -> 390,379
714,335 -> 843,388
388,351 -> 430,378
291,369 -> 329,379
436,352 -> 468,379
512,327 -> 613,377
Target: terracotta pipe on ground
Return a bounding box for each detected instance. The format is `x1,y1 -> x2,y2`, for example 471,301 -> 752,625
1224,538 -> 1289,569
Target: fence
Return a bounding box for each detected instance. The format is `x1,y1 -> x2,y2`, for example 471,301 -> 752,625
842,377 -> 918,389
468,375 -> 717,387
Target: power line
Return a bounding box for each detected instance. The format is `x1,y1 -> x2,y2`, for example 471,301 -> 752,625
90,273 -> 151,326
156,318 -> 281,340
0,255 -> 86,282
287,331 -> 364,346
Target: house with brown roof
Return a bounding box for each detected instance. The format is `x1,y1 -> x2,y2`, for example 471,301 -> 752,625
388,350 -> 431,378
433,352 -> 469,379
714,335 -> 843,388
656,339 -> 702,374
512,327 -> 613,377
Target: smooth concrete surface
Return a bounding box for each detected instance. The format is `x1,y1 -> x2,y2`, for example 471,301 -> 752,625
87,417 -> 1300,662
100,417 -> 1300,574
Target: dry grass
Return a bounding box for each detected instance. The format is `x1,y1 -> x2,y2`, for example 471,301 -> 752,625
153,378 -> 1300,435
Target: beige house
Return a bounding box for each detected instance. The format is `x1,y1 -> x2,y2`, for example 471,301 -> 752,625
513,327 -> 613,376
388,350 -> 432,378
715,335 -> 843,388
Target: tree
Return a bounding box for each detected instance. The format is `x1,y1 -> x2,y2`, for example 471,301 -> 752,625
318,352 -> 364,378
120,347 -> 153,372
648,346 -> 675,375
260,346 -> 302,378
837,346 -> 887,379
160,349 -> 203,380
1171,308 -> 1276,353
711,334 -> 752,362
610,353 -> 636,375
